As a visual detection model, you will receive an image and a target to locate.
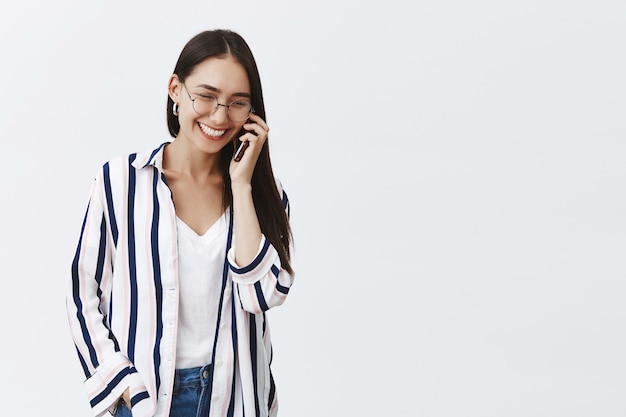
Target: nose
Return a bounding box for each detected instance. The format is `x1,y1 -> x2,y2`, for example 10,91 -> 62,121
210,103 -> 229,123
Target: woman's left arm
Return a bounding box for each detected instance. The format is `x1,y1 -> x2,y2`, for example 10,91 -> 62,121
228,114 -> 294,313
228,184 -> 294,314
229,113 -> 267,266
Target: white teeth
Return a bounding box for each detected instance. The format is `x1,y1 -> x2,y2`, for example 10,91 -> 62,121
199,123 -> 226,137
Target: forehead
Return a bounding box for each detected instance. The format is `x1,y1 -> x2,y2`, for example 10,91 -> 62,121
186,56 -> 250,93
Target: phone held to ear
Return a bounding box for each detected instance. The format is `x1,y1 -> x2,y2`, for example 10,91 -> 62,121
233,140 -> 249,162
233,126 -> 254,162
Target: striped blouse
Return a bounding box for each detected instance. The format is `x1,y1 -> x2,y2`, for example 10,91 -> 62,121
66,142 -> 294,417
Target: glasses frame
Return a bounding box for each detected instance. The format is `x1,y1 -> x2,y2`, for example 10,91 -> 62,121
182,83 -> 254,122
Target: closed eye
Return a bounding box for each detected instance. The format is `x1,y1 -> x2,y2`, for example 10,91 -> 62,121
230,100 -> 250,109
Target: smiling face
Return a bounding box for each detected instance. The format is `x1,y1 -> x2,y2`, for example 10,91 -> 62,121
169,55 -> 251,156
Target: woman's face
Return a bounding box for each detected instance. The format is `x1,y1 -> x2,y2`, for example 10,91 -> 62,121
170,55 -> 251,156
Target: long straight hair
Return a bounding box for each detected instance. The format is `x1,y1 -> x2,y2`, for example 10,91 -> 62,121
167,30 -> 293,274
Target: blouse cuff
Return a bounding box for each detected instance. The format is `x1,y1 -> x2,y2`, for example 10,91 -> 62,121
227,236 -> 280,285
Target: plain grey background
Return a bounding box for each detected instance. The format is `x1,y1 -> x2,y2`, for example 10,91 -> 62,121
1,0 -> 625,416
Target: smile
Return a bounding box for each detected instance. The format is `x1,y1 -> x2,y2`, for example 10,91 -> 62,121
198,122 -> 226,138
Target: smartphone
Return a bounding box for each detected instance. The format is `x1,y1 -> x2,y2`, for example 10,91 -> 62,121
233,126 -> 255,161
233,140 -> 249,162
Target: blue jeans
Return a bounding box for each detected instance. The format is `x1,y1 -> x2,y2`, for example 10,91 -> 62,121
115,364 -> 214,417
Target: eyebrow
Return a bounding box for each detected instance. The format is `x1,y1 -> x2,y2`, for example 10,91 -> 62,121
194,83 -> 251,99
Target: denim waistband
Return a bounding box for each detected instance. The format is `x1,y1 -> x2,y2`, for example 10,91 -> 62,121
173,363 -> 213,393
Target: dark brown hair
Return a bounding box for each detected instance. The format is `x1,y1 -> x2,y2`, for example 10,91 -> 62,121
167,30 -> 293,274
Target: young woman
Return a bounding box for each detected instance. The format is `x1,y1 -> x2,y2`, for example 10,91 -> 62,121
67,30 -> 294,417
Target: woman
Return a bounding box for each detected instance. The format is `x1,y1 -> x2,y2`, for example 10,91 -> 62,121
67,30 -> 294,417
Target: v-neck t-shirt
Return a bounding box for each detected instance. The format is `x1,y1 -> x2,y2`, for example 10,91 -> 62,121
175,208 -> 229,369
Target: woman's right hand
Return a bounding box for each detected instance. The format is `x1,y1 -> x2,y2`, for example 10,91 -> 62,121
123,388 -> 131,407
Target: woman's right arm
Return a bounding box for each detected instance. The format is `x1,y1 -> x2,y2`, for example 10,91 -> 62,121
66,169 -> 144,417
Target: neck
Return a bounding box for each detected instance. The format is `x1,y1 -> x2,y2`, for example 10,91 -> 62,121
164,137 -> 223,180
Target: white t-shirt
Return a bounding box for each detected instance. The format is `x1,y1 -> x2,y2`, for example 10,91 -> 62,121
175,209 -> 229,369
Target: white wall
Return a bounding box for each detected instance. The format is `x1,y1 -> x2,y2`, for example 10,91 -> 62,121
1,0 -> 625,416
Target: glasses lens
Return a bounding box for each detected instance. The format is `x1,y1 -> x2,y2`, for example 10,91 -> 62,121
228,100 -> 252,122
192,96 -> 217,116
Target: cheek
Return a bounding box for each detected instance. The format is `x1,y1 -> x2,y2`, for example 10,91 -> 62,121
229,125 -> 245,140
178,108 -> 196,127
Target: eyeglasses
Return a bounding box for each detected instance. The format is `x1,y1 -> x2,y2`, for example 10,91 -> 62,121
182,84 -> 254,122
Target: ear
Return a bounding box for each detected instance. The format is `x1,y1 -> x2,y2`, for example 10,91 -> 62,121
168,74 -> 181,102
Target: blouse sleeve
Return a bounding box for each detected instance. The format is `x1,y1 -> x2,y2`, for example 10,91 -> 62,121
227,184 -> 294,314
66,168 -> 147,417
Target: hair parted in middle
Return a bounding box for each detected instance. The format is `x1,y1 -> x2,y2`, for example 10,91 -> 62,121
166,29 -> 293,274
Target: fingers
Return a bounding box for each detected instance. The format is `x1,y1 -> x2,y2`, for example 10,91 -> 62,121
241,114 -> 269,141
237,114 -> 269,151
246,113 -> 269,134
229,115 -> 269,182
